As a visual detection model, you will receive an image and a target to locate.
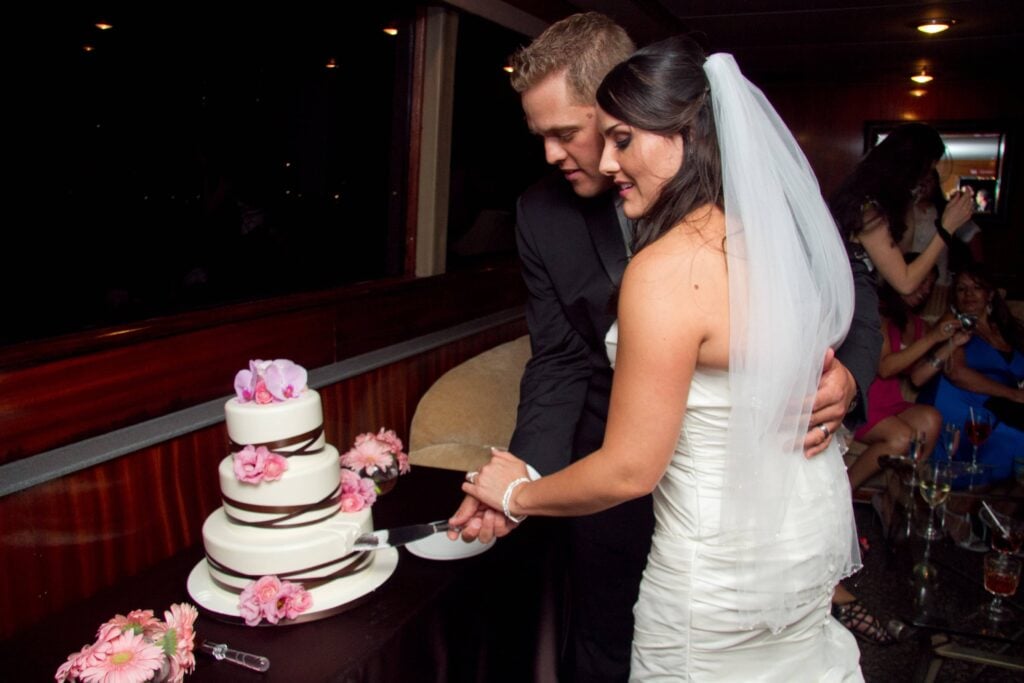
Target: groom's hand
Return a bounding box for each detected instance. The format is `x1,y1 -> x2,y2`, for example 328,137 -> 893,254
449,494 -> 516,544
804,348 -> 857,458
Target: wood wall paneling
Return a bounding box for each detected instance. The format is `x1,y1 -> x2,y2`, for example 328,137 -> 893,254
0,263 -> 525,464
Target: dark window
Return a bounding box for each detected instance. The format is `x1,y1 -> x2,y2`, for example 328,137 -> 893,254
7,5 -> 415,345
445,12 -> 546,270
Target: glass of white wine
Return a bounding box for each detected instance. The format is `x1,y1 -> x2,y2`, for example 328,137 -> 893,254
917,461 -> 953,541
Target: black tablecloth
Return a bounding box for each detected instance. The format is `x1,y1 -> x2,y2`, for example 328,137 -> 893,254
3,467 -> 554,682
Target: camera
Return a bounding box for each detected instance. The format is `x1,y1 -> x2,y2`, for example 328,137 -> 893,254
951,306 -> 978,331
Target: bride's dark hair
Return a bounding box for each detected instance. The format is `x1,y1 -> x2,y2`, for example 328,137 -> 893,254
596,34 -> 722,252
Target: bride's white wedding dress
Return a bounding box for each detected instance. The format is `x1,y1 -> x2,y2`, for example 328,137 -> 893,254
607,324 -> 864,682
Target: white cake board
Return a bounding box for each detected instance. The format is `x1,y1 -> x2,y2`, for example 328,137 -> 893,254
187,548 -> 398,625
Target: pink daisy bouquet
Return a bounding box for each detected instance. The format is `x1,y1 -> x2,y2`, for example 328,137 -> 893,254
55,603 -> 197,683
341,428 -> 411,488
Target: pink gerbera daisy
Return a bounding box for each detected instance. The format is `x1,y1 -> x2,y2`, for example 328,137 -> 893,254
79,630 -> 164,683
340,435 -> 393,475
163,603 -> 198,674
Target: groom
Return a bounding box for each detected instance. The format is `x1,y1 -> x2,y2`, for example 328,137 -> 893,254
451,12 -> 875,682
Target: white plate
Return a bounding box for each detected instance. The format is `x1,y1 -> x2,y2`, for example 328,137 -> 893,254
187,548 -> 398,624
405,532 -> 494,560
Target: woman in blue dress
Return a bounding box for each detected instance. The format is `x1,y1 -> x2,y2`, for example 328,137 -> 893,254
919,264 -> 1024,485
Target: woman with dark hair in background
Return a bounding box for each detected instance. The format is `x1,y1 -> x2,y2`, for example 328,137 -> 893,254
902,168 -> 982,314
831,123 -> 975,299
920,264 -> 1024,486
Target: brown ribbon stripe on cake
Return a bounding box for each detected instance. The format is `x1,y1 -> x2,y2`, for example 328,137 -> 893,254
206,550 -> 373,592
228,425 -> 325,457
223,485 -> 343,529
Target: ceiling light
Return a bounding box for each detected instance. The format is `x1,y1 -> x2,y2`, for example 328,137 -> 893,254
503,65 -> 514,74
909,89 -> 927,98
911,70 -> 933,84
95,22 -> 113,31
325,58 -> 337,69
383,27 -> 398,36
917,19 -> 953,35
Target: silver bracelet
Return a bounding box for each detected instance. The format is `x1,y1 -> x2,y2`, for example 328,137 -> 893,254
501,477 -> 530,524
928,355 -> 943,369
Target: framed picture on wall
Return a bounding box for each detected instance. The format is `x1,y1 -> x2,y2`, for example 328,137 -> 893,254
864,120 -> 1012,221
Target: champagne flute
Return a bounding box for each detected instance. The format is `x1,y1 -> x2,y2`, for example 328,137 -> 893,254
941,423 -> 960,460
982,553 -> 1021,622
917,461 -> 952,541
964,406 -> 993,475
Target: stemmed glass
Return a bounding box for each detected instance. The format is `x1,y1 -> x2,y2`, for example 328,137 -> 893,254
979,503 -> 1024,555
941,423 -> 960,460
982,553 -> 1021,622
917,461 -> 952,541
964,406 -> 994,475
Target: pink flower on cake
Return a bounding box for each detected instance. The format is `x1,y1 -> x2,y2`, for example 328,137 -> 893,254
55,603 -> 198,682
253,575 -> 283,604
261,452 -> 288,481
233,445 -> 287,484
234,359 -> 308,403
279,581 -> 314,620
338,468 -> 376,512
237,576 -> 312,626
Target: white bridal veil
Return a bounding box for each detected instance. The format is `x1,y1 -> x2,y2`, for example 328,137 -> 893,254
704,53 -> 860,630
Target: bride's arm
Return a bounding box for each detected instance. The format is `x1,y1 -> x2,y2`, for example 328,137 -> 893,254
465,228 -> 727,517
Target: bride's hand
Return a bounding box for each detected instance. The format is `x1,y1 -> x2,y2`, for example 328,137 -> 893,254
462,448 -> 531,516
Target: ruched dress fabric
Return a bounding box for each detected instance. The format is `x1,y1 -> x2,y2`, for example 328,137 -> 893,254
606,324 -> 863,682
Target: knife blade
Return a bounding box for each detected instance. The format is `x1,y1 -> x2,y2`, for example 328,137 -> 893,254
353,520 -> 450,551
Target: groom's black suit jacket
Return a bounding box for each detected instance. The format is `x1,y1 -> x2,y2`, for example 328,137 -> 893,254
507,173 -> 648,682
508,173 -> 627,469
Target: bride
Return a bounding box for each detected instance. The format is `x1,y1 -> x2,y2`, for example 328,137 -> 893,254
463,35 -> 863,681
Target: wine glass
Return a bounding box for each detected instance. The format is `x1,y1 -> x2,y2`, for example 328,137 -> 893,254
979,503 -> 1024,555
941,423 -> 960,460
982,553 -> 1021,622
917,461 -> 952,541
963,406 -> 994,475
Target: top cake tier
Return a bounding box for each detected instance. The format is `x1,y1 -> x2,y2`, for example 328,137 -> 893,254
225,390 -> 326,453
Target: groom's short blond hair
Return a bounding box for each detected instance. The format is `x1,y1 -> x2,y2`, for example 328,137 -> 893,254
509,12 -> 635,105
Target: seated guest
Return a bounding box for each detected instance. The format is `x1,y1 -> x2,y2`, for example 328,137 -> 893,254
919,264 -> 1024,485
848,254 -> 962,490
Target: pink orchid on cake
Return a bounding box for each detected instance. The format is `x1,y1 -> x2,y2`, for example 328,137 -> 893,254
55,603 -> 198,683
234,359 -> 307,404
341,428 -> 411,495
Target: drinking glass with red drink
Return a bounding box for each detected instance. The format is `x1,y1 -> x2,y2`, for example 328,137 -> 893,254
963,406 -> 994,475
982,553 -> 1021,622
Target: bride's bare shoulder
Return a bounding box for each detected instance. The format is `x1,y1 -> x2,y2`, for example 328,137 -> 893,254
626,205 -> 726,279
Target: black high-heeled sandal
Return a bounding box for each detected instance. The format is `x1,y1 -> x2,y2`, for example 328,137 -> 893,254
832,599 -> 895,645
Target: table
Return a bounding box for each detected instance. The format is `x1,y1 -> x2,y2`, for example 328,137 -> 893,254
1,467 -> 551,682
877,490 -> 1024,681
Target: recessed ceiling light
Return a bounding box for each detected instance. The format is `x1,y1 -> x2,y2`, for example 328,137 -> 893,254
95,22 -> 113,31
325,58 -> 337,69
503,65 -> 514,74
909,89 -> 927,98
383,27 -> 398,36
917,19 -> 954,34
911,69 -> 933,84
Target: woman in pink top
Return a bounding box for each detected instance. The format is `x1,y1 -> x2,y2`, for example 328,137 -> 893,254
848,253 -> 969,489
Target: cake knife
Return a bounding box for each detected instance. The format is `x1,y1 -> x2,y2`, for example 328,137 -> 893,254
353,520 -> 450,550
